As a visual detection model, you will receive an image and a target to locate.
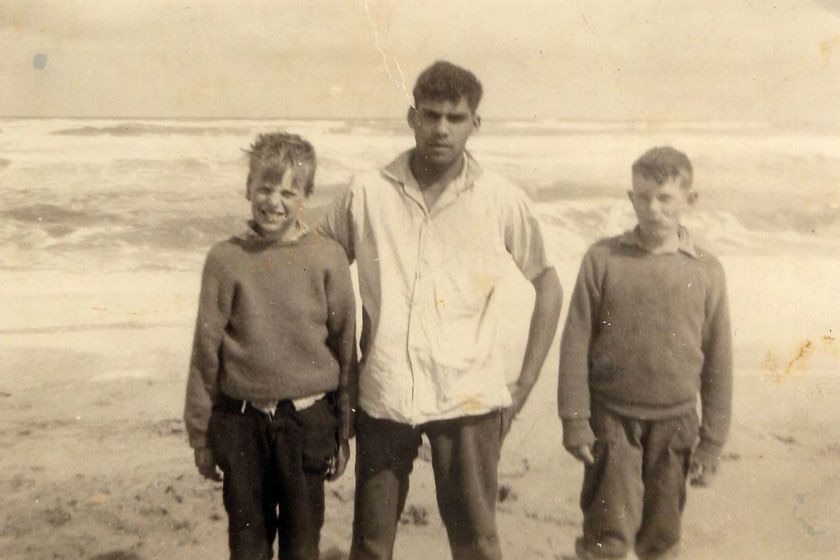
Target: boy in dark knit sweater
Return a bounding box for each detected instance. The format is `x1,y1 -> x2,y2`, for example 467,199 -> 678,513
184,132 -> 356,560
558,146 -> 732,560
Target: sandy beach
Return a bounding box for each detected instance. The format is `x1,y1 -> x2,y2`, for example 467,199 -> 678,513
4,0 -> 840,556
2,253 -> 838,560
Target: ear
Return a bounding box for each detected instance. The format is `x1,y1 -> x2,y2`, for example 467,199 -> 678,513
407,106 -> 417,130
472,113 -> 481,130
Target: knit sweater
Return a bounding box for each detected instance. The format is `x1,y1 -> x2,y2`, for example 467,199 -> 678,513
183,226 -> 356,448
557,228 -> 732,467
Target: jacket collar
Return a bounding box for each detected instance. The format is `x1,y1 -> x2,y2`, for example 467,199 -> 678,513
381,149 -> 484,193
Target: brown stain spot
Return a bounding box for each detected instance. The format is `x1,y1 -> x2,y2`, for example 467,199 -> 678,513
459,398 -> 485,413
764,332 -> 838,381
785,340 -> 813,375
819,35 -> 840,64
477,272 -> 494,290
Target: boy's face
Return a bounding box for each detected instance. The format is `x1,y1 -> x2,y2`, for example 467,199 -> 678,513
628,174 -> 696,242
246,164 -> 307,237
408,96 -> 480,170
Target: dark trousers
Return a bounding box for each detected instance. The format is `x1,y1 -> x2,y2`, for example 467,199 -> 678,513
577,402 -> 698,560
209,395 -> 338,560
350,410 -> 504,560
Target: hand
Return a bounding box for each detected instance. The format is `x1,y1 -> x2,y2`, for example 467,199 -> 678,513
567,444 -> 595,465
327,439 -> 350,481
501,408 -> 515,440
194,447 -> 222,481
501,381 -> 530,439
689,459 -> 715,487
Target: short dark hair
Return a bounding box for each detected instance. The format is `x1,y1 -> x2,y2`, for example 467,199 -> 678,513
412,60 -> 483,113
632,146 -> 693,189
245,132 -> 316,196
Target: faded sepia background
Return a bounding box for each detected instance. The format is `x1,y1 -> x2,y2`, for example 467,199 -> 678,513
1,1 -> 839,559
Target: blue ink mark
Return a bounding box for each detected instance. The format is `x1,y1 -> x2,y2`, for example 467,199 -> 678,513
33,53 -> 47,70
793,493 -> 825,537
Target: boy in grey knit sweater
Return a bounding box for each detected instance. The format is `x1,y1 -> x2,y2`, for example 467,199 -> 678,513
184,132 -> 356,560
558,146 -> 732,560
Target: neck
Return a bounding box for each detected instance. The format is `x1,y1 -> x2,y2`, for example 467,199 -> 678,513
252,220 -> 306,243
410,151 -> 465,190
637,228 -> 681,254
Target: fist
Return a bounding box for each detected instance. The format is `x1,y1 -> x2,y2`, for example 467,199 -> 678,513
689,459 -> 716,487
328,439 -> 351,481
567,444 -> 595,466
194,447 -> 222,481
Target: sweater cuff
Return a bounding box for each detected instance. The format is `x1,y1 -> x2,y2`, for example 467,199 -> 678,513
692,439 -> 723,471
561,417 -> 595,450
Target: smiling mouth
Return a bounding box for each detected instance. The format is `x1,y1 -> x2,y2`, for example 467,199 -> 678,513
260,210 -> 286,221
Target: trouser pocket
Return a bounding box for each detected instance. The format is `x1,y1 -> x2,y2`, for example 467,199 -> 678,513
296,398 -> 339,475
207,407 -> 231,473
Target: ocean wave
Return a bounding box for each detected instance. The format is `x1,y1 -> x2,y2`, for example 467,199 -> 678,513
536,199 -> 840,257
528,181 -> 624,201
490,120 -> 774,136
51,122 -> 253,137
1,204 -> 123,228
2,116 -> 838,273
109,157 -> 214,174
3,196 -> 838,275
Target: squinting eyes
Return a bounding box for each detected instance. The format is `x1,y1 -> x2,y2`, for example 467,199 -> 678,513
258,187 -> 301,197
636,196 -> 674,203
421,113 -> 469,123
261,182 -> 302,191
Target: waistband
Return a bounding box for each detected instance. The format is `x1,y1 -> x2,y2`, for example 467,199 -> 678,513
216,392 -> 326,418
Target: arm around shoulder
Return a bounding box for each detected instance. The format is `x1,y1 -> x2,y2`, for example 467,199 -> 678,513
316,175 -> 366,263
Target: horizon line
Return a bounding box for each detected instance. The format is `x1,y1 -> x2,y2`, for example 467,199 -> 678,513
1,114 -> 837,127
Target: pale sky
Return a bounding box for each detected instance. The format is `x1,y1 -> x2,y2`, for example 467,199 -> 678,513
2,0 -> 840,122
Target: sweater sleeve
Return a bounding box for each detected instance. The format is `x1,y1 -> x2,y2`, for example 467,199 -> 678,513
183,247 -> 234,449
323,244 -> 358,441
694,260 -> 734,468
557,247 -> 602,449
